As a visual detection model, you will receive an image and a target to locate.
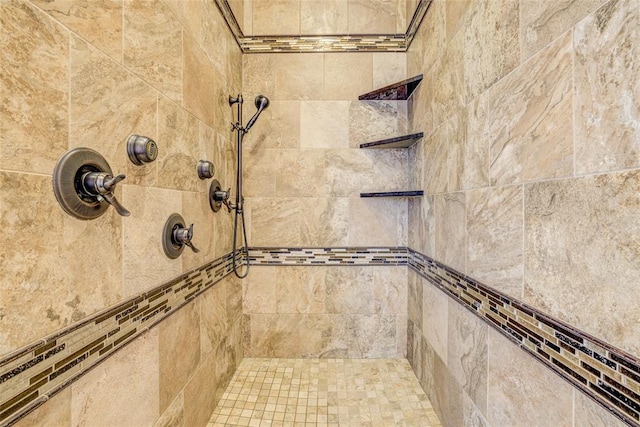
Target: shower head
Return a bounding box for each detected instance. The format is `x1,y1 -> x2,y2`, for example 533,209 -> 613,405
244,95 -> 270,132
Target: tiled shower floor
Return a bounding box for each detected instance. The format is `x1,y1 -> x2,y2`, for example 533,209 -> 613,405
207,358 -> 441,427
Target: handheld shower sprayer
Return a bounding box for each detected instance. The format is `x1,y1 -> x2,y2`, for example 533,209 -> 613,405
227,93 -> 270,278
244,95 -> 270,132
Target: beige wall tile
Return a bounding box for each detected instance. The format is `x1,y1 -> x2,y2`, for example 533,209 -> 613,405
372,53 -> 407,89
243,266 -> 277,313
466,185 -> 523,298
408,196 -> 435,257
324,149 -> 373,197
326,267 -> 375,314
444,0 -> 473,42
71,330 -> 160,426
227,274 -> 243,324
489,31 -> 573,186
32,0 -> 122,60
157,96 -> 202,192
431,351 -> 463,426
249,313 -> 350,358
69,36 -> 158,187
121,185 -> 183,296
300,101 -> 349,149
154,392 -> 184,427
324,53 -> 373,100
447,300 -> 488,417
373,267 -> 407,315
159,303 -> 201,413
487,329 -> 573,426
520,0 -> 606,60
422,277 -> 448,362
525,171 -> 640,356
274,54 -> 324,100
574,390 -> 627,427
348,314 -> 398,358
0,0 -> 68,174
199,280 -> 228,360
419,0 -> 445,73
0,1 -> 242,424
301,0 -> 348,35
0,172 -> 120,352
364,147 -> 410,192
242,54 -> 276,97
463,0 -> 520,102
276,266 -> 326,313
435,192 -> 466,273
183,349 -> 218,427
202,0 -> 236,84
430,29 -> 465,128
407,19 -> 424,77
462,391 -> 489,427
243,100 -> 301,150
408,269 -> 424,329
299,197 -> 349,246
124,0 -> 182,102
249,197 -> 301,246
348,197 -> 407,246
349,100 -> 408,148
574,0 -> 640,175
348,0 -> 397,34
463,94 -> 490,190
408,78 -> 432,139
228,0 -> 245,33
252,0 -> 300,35
14,387 -> 71,427
183,35 -> 216,127
243,147 -> 278,198
243,0 -> 253,34
276,149 -> 327,197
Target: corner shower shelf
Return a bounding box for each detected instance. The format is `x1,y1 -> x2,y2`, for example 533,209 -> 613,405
360,191 -> 424,198
358,74 -> 423,101
359,132 -> 424,149
357,76 -> 424,198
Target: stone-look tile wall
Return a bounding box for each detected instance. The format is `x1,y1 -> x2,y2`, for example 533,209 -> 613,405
241,52 -> 411,357
1,0 -> 242,425
407,0 -> 638,425
243,265 -> 407,358
238,0 -> 409,36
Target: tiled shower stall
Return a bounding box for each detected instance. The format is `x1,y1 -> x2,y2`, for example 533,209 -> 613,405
1,0 -> 640,426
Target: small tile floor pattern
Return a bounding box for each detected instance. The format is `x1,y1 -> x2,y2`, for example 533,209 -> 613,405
208,358 -> 441,427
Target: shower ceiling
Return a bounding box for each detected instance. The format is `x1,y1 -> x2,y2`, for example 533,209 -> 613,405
215,0 -> 431,53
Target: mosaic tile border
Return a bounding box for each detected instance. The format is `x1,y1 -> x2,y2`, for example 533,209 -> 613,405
407,248 -> 640,427
0,250 -> 243,427
214,0 -> 432,53
248,247 -> 408,266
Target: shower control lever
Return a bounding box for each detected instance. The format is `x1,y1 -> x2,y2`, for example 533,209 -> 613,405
215,188 -> 233,212
81,172 -> 130,217
173,223 -> 200,253
163,214 -> 200,258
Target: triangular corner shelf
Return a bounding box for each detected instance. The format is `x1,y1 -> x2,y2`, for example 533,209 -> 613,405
359,132 -> 424,149
360,191 -> 424,198
358,74 -> 423,101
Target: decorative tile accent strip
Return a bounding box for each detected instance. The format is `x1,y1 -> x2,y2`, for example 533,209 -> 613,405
239,35 -> 408,54
248,247 -> 407,266
213,0 -> 432,53
0,251 -> 242,427
407,248 -> 640,427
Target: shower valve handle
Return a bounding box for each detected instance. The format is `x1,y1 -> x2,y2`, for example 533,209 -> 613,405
173,223 -> 200,253
81,172 -> 130,217
214,188 -> 233,212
